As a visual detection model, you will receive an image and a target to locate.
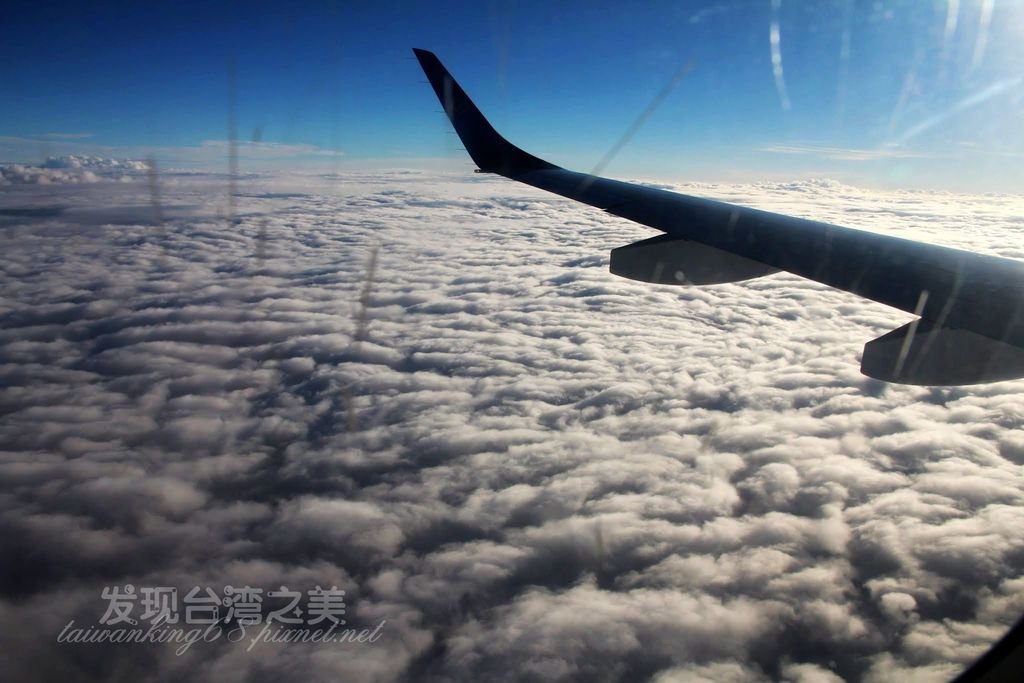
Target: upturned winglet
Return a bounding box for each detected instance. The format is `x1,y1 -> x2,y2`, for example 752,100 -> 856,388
412,48 -> 559,176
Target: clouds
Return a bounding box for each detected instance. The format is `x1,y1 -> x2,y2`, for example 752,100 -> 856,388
195,140 -> 345,160
0,134 -> 347,173
42,133 -> 95,140
0,156 -> 150,185
0,163 -> 101,185
1,170 -> 1023,681
41,155 -> 149,171
758,145 -> 929,162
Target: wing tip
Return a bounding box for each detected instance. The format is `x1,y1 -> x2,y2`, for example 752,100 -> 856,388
411,47 -> 558,176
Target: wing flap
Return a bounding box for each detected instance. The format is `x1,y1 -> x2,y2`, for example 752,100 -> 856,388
861,319 -> 1024,385
611,234 -> 779,285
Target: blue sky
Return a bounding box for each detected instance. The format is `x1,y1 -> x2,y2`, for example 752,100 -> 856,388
2,0 -> 1022,190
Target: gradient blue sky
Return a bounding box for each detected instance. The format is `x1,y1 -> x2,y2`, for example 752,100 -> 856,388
2,0 -> 1022,190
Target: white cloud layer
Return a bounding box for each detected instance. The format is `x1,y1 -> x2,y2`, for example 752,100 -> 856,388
1,164 -> 102,185
1,156 -> 149,185
1,170 -> 1023,681
758,145 -> 928,162
0,136 -> 346,172
41,155 -> 150,171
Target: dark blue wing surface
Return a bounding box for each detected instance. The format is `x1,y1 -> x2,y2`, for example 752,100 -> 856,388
413,49 -> 1024,386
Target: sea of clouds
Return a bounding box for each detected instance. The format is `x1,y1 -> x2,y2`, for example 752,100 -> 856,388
1,168 -> 1023,682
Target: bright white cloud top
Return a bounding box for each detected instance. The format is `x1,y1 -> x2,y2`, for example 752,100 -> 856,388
1,170 -> 1023,682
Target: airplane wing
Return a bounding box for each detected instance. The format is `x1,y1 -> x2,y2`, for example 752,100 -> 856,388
412,48 -> 1024,385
